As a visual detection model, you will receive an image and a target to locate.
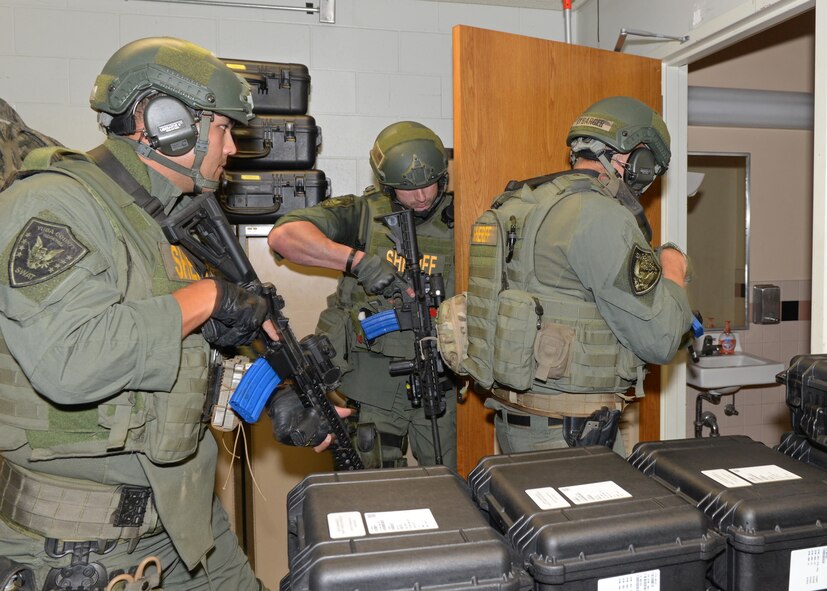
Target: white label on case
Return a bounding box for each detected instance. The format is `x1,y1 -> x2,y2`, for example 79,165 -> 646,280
364,508 -> 438,534
526,487 -> 571,510
788,546 -> 827,590
558,481 -> 632,505
597,569 -> 660,590
729,464 -> 801,484
702,469 -> 753,488
327,511 -> 366,539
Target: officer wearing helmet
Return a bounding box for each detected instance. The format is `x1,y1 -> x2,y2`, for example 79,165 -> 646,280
474,96 -> 691,455
0,37 -> 313,589
269,121 -> 457,469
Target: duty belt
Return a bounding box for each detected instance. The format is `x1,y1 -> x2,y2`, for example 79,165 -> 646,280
492,388 -> 625,418
0,457 -> 161,543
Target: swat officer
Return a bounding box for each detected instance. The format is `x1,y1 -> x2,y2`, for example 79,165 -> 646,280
473,96 -> 691,455
0,37 -> 320,590
268,121 -> 457,469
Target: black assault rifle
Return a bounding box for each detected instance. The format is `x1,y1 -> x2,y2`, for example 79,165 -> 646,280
161,193 -> 364,470
369,208 -> 448,464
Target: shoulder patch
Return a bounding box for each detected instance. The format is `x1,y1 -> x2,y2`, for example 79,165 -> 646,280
629,244 -> 661,296
321,195 -> 355,209
8,218 -> 89,287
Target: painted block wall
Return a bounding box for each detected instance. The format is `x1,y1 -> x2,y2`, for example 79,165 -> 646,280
0,0 -> 567,197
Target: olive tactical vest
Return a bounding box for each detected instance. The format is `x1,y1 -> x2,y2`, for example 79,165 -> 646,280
465,172 -> 645,395
318,189 -> 454,363
0,147 -> 210,464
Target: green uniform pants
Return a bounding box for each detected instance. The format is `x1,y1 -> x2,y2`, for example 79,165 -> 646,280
0,496 -> 266,591
356,391 -> 457,470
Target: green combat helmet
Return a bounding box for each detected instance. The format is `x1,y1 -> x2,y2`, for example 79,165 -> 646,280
89,37 -> 254,192
370,121 -> 448,190
566,96 -> 671,176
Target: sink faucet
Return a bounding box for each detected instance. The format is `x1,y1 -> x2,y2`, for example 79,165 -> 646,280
701,335 -> 718,356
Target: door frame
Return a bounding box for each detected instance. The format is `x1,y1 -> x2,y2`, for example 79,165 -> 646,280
656,0 -> 816,437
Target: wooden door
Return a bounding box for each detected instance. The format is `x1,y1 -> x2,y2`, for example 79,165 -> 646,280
453,26 -> 664,476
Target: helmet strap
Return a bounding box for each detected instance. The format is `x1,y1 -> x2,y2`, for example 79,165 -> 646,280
121,112 -> 217,193
386,174 -> 448,221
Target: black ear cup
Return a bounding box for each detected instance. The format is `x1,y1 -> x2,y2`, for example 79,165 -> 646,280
624,147 -> 656,192
143,96 -> 198,157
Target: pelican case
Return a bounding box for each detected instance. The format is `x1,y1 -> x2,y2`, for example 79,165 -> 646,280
229,115 -> 321,170
776,431 -> 827,472
467,447 -> 724,590
776,354 -> 827,448
220,58 -> 310,114
284,465 -> 524,591
629,435 -> 827,591
217,170 -> 330,224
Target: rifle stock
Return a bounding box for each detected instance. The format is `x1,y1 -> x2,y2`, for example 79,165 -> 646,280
162,193 -> 364,470
376,208 -> 447,465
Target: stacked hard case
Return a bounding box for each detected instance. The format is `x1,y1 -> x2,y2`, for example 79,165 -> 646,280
629,435 -> 827,591
218,58 -> 329,223
467,446 -> 724,590
282,465 -> 525,591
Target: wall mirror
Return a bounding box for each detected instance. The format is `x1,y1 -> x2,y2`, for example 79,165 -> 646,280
686,152 -> 750,330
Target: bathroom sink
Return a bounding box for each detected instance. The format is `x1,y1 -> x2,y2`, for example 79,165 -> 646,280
687,352 -> 785,390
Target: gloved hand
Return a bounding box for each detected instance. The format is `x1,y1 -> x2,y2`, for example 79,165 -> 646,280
353,253 -> 409,296
266,386 -> 331,447
656,242 -> 693,284
202,278 -> 269,348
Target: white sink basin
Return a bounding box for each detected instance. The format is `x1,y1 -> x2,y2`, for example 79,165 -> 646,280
687,352 -> 785,390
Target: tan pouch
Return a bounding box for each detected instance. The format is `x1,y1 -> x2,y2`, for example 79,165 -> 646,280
436,293 -> 469,375
534,322 -> 576,381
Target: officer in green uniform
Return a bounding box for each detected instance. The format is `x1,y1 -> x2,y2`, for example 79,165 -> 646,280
474,96 -> 691,455
268,121 -> 457,469
0,37 -> 302,590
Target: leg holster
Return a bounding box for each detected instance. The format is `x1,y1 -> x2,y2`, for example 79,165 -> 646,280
563,406 -> 621,448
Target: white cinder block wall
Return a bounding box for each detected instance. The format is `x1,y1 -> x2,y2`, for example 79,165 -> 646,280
0,0 -> 568,196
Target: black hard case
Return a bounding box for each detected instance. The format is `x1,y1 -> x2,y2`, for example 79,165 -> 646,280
467,447 -> 723,590
217,170 -> 329,224
229,115 -> 321,170
285,465 -> 524,591
221,58 -> 310,114
776,354 -> 827,447
629,435 -> 827,591
777,431 -> 827,472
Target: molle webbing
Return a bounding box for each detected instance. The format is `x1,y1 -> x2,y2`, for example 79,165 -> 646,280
0,458 -> 161,541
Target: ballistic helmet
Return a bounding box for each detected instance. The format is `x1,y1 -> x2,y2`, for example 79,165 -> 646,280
369,121 -> 448,189
566,96 -> 670,175
90,37 -> 253,125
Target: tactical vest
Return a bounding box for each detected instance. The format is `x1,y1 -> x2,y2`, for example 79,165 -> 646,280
0,147 -> 210,464
465,172 -> 645,395
318,189 -> 454,364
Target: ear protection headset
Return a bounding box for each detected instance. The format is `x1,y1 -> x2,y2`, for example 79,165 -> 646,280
623,146 -> 657,193
142,95 -> 199,157
569,138 -> 658,195
108,92 -> 199,157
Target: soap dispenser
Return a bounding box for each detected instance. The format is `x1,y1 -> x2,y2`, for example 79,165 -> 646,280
718,320 -> 736,355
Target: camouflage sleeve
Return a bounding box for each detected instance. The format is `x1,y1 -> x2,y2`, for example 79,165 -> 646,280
272,194 -> 366,247
0,173 -> 182,405
567,195 -> 692,364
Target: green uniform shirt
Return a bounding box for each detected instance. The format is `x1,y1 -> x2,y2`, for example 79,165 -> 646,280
533,177 -> 690,364
0,139 -> 217,569
274,189 -> 455,409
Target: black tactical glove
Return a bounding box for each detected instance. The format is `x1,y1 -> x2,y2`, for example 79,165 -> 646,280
202,278 -> 269,348
266,386 -> 331,447
352,253 -> 409,296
